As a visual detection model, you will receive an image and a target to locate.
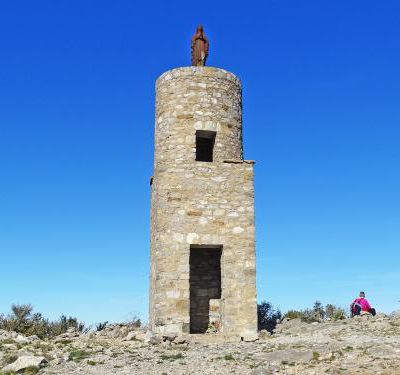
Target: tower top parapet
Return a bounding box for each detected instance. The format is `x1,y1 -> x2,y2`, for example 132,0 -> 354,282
156,66 -> 241,87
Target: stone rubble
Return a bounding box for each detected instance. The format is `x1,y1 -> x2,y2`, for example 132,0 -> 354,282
0,313 -> 399,374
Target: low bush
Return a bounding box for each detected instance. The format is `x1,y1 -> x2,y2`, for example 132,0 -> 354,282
126,314 -> 141,328
284,301 -> 348,322
68,350 -> 92,362
0,304 -> 88,339
325,304 -> 347,320
95,321 -> 108,331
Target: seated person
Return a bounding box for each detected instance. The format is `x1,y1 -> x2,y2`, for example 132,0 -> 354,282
351,291 -> 376,317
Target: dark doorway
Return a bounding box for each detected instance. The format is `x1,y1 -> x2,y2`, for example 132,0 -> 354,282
196,130 -> 216,162
189,245 -> 222,333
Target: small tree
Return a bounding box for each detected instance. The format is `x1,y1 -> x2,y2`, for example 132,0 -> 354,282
312,301 -> 325,320
95,321 -> 108,331
257,301 -> 282,333
325,304 -> 347,320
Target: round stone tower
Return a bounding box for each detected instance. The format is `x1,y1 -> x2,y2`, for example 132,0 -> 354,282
150,66 -> 257,340
154,67 -> 243,166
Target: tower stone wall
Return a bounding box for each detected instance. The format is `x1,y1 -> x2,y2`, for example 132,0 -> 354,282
150,67 -> 257,339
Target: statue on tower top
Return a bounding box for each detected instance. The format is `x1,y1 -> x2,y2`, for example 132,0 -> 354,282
191,25 -> 209,66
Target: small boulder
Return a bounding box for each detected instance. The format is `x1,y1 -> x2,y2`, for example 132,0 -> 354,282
2,343 -> 18,350
135,331 -> 147,341
14,334 -> 29,344
242,333 -> 258,342
143,331 -> 162,345
149,335 -> 163,345
162,333 -> 178,342
2,355 -> 47,373
122,331 -> 137,341
173,335 -> 189,345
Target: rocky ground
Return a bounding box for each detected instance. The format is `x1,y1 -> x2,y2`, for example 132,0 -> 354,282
1,313 -> 399,375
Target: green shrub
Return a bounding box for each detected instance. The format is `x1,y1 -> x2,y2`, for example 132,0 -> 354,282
257,301 -> 282,332
3,354 -> 18,365
23,366 -> 39,375
0,304 -> 88,339
160,353 -> 184,361
126,314 -> 141,328
325,304 -> 347,320
285,310 -> 304,320
95,321 -> 108,331
284,301 -> 348,322
68,350 -> 91,362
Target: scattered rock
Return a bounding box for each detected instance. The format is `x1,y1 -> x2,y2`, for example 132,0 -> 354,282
0,314 -> 399,374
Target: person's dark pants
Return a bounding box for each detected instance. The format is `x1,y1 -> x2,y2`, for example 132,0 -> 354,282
369,308 -> 376,316
353,305 -> 362,316
353,305 -> 376,316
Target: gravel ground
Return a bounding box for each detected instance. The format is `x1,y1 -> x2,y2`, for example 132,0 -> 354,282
1,312 -> 399,374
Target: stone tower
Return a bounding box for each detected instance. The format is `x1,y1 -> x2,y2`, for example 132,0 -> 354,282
150,66 -> 257,340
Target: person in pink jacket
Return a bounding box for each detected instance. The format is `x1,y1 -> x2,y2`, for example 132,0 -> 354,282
351,291 -> 376,317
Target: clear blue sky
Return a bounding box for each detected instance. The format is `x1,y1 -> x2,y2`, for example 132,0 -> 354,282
1,0 -> 399,324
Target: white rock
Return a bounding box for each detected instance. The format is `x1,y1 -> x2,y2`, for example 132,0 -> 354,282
199,217 -> 208,225
166,290 -> 180,298
173,232 -> 184,243
211,176 -> 226,182
194,121 -> 203,129
2,356 -> 47,373
15,334 -> 29,344
186,232 -> 199,244
232,226 -> 244,234
143,331 -> 162,345
214,209 -> 225,216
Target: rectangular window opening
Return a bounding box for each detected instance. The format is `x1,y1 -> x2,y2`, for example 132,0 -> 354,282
196,130 -> 216,162
189,245 -> 222,334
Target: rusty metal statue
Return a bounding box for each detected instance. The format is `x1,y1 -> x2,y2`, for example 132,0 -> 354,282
191,25 -> 209,66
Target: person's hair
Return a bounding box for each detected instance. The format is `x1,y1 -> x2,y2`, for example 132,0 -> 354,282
359,291 -> 365,297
